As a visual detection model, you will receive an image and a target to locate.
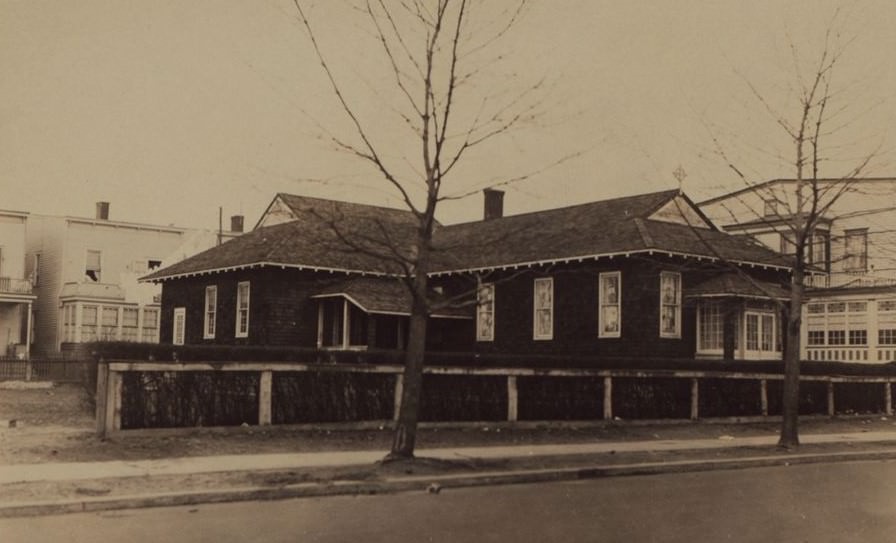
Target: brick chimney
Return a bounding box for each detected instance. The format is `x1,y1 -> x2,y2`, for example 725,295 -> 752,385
230,215 -> 244,233
95,202 -> 110,220
483,189 -> 504,221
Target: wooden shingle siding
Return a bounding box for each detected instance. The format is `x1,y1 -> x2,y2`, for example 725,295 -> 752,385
468,257 -> 787,360
161,268 -> 476,350
162,269 -> 318,346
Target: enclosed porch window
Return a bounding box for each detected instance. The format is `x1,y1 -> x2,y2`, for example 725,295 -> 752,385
317,298 -> 369,349
694,299 -> 780,361
696,302 -> 739,356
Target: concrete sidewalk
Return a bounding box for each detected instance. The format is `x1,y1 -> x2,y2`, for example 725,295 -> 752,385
4,430 -> 896,486
4,430 -> 896,518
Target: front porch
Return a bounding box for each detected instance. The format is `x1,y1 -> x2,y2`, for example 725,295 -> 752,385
310,277 -> 472,351
0,277 -> 35,358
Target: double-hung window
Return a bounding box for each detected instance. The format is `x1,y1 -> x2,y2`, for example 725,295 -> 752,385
697,303 -> 723,352
204,286 -> 217,339
533,278 -> 553,340
844,229 -> 868,272
476,283 -> 495,342
85,250 -> 102,282
142,308 -> 160,342
236,281 -> 250,338
122,308 -> 139,342
82,305 -> 99,342
809,232 -> 830,270
598,272 -> 621,338
32,253 -> 41,287
101,307 -> 119,340
659,272 -> 682,338
173,307 -> 186,346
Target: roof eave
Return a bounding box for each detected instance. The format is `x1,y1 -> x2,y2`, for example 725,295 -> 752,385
429,248 -> 792,277
140,261 -> 395,283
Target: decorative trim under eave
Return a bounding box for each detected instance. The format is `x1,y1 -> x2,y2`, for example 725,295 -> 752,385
428,248 -> 793,277
141,261 -> 393,283
142,249 -> 793,283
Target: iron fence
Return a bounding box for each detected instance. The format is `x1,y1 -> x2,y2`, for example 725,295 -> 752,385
0,357 -> 92,383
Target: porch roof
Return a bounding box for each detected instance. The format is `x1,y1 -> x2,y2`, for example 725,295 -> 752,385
686,273 -> 790,301
310,277 -> 472,319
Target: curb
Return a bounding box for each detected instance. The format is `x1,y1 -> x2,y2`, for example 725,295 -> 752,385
3,448 -> 896,519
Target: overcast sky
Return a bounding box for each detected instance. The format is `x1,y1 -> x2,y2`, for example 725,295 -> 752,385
2,1 -> 894,229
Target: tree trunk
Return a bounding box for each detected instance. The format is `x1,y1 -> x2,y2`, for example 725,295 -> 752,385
779,267 -> 804,448
386,254 -> 430,460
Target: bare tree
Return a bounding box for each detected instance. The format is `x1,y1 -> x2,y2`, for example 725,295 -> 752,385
291,1 -> 548,460
702,18 -> 882,448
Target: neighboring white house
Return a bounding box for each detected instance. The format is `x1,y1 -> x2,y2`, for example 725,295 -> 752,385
0,210 -> 36,358
25,202 -> 243,355
699,178 -> 896,363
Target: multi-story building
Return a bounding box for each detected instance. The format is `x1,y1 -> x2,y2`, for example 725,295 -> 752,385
0,210 -> 36,358
26,202 -> 243,355
699,178 -> 896,363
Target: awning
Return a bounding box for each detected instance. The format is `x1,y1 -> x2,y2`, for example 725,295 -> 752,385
311,277 -> 472,319
686,273 -> 790,301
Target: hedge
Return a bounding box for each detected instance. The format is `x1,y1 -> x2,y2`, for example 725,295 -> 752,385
87,341 -> 896,376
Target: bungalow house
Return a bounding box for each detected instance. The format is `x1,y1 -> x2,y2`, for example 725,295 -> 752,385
142,189 -> 793,363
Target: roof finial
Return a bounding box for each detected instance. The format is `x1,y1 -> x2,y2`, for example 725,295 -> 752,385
672,165 -> 687,193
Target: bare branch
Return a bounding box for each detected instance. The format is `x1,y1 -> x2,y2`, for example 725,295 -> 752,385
291,0 -> 421,216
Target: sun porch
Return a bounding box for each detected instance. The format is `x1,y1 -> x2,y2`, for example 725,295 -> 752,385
688,273 -> 789,362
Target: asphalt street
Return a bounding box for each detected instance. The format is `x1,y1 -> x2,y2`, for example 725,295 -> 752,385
2,460 -> 895,542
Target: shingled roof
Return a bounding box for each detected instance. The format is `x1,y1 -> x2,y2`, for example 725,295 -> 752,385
142,198 -> 425,280
270,193 -> 427,229
142,189 -> 791,282
685,273 -> 790,301
428,190 -> 790,273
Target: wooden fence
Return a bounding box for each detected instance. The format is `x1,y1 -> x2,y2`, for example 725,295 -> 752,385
95,360 -> 896,436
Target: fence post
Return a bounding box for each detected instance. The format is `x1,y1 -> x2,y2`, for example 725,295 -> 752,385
760,379 -> 768,417
104,369 -> 122,434
258,370 -> 273,426
603,377 -> 613,420
827,381 -> 835,416
886,382 -> 893,417
507,376 -> 518,422
25,358 -> 33,382
95,362 -> 109,436
393,374 -> 404,421
690,378 -> 699,420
